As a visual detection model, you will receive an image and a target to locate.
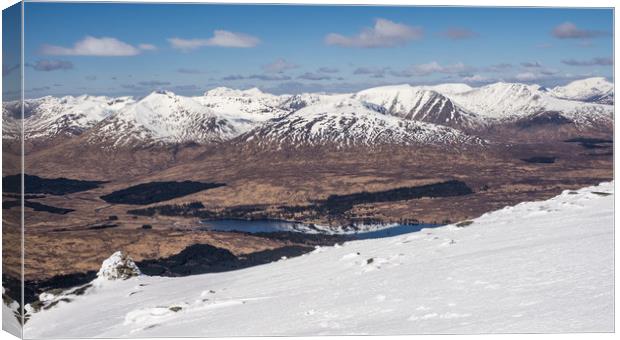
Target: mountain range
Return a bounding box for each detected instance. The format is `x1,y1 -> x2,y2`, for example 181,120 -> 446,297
3,77 -> 613,149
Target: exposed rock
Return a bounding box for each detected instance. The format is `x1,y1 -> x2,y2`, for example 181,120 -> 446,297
97,251 -> 141,280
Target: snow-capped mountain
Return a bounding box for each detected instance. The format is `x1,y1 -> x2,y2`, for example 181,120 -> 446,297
86,91 -> 237,147
423,83 -> 473,95
6,77 -> 613,148
195,87 -> 289,133
278,93 -> 348,112
2,101 -> 22,141
238,98 -> 484,148
355,84 -> 483,130
443,82 -> 613,129
23,181 -> 614,337
20,95 -> 135,141
550,77 -> 613,105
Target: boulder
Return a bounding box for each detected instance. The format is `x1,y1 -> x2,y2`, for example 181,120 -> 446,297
97,251 -> 141,280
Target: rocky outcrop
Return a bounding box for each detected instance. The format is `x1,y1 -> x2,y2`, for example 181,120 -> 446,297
97,251 -> 141,280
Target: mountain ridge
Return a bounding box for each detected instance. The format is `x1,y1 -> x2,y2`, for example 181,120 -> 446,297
4,77 -> 613,149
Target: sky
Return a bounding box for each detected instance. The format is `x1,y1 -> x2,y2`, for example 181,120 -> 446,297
3,3 -> 615,98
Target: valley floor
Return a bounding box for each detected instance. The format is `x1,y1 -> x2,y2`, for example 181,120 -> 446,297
23,182 -> 614,337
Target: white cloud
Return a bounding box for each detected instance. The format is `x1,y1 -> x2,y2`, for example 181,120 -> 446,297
208,30 -> 260,48
168,30 -> 260,51
41,36 -> 143,56
325,18 -> 423,48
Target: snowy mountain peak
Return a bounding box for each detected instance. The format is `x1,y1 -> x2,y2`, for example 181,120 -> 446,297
151,89 -> 176,96
7,77 -> 613,147
239,97 -> 484,148
440,80 -> 613,127
424,83 -> 473,94
563,76 -> 611,89
203,86 -> 267,98
551,77 -> 613,104
484,81 -> 545,94
15,95 -> 136,141
243,87 -> 265,96
355,85 -> 482,130
87,91 -> 237,147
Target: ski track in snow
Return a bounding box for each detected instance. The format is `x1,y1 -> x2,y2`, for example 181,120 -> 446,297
23,182 -> 614,337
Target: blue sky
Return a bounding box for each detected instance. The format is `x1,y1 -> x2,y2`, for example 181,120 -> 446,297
2,3 -> 21,101
8,3 -> 615,98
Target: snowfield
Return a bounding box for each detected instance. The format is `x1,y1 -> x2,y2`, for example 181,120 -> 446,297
23,182 -> 614,337
550,77 -> 614,104
443,82 -> 613,124
86,91 -> 238,147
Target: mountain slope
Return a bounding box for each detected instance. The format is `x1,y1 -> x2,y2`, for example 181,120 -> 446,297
21,95 -> 135,141
23,181 -> 614,337
444,82 -> 613,130
86,91 -> 237,148
2,101 -> 22,141
355,84 -> 483,131
423,83 -> 473,95
550,77 -> 613,104
195,87 -> 289,134
278,93 -> 347,112
8,77 -> 613,148
238,98 -> 484,148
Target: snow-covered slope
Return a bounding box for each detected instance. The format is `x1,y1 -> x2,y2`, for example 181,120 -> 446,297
194,87 -> 289,133
239,98 -> 484,148
20,95 -> 135,141
445,82 -> 613,128
2,287 -> 21,337
278,92 -> 348,112
550,77 -> 614,105
86,91 -> 237,147
355,84 -> 482,130
423,83 -> 473,95
9,77 -> 613,147
2,101 -> 22,141
23,182 -> 614,337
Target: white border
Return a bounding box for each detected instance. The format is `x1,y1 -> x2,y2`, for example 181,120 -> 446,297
0,1 -> 617,340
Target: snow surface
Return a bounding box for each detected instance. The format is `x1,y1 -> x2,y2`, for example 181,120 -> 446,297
24,95 -> 134,140
423,83 -> 473,94
23,182 -> 614,337
2,287 -> 22,337
550,77 -> 613,104
194,87 -> 290,133
355,84 -> 482,129
87,91 -> 237,147
443,82 -> 613,124
239,97 -> 484,148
